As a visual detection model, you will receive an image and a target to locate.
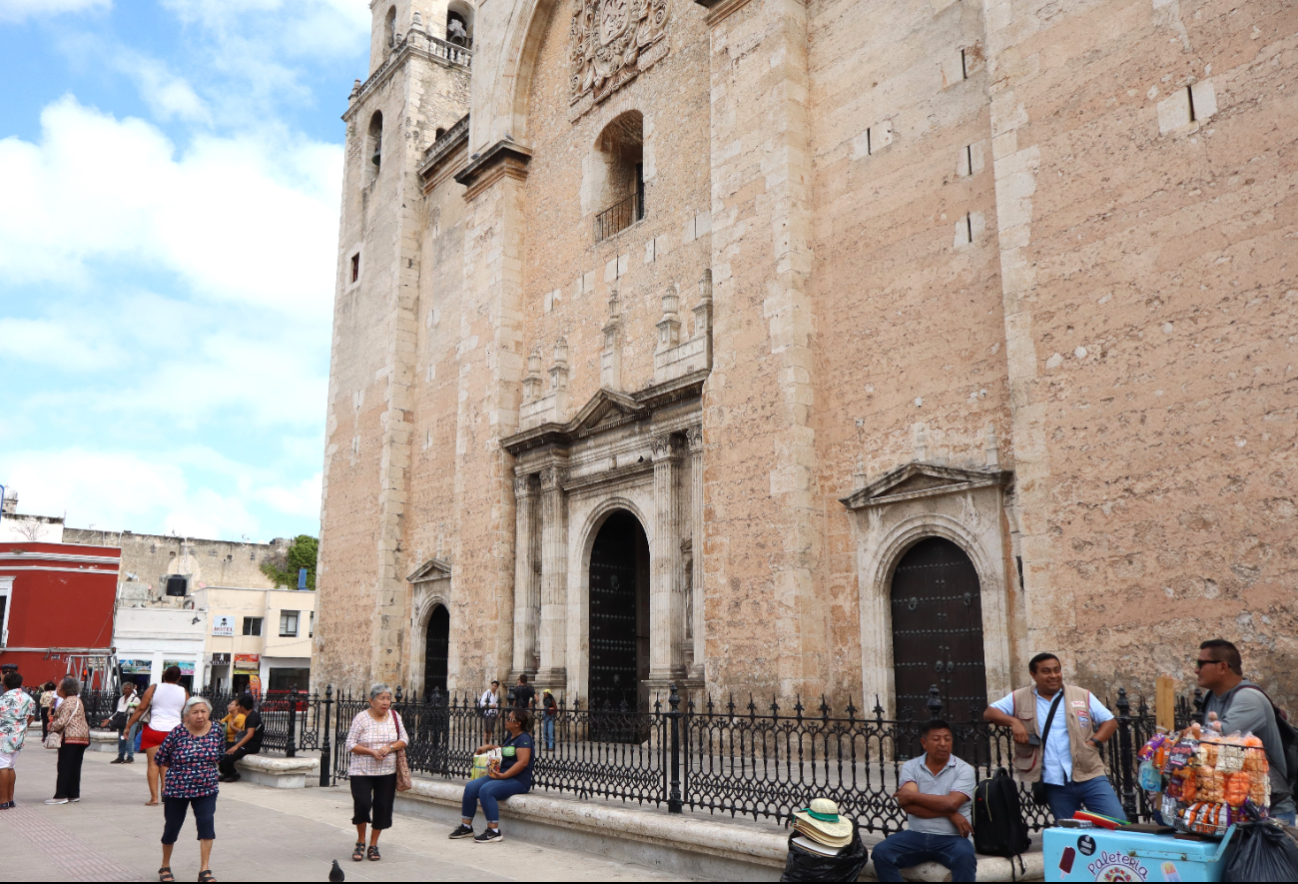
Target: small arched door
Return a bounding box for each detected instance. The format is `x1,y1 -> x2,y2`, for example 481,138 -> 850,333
424,604 -> 450,697
588,510 -> 650,724
890,537 -> 987,720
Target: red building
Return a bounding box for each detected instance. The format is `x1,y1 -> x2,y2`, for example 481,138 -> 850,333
0,541 -> 120,687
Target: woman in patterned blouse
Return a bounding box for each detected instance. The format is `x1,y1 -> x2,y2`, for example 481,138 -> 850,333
155,696 -> 225,883
344,684 -> 409,862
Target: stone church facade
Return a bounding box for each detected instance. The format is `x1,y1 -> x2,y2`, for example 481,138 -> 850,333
314,0 -> 1298,713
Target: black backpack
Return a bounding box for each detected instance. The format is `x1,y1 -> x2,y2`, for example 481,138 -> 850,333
1239,685 -> 1298,799
974,769 -> 1031,859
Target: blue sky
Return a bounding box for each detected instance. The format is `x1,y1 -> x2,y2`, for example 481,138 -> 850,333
0,0 -> 371,541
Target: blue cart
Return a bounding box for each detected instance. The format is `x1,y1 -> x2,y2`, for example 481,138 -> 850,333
1043,825 -> 1236,882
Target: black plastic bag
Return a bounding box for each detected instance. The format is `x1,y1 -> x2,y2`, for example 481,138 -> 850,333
1222,821 -> 1298,882
779,824 -> 869,883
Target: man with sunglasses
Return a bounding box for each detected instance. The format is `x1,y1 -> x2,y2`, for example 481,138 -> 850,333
1197,639 -> 1295,823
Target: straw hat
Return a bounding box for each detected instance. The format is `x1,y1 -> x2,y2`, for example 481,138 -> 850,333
792,798 -> 853,844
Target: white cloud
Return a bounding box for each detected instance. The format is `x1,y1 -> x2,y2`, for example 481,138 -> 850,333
1,447 -> 320,540
0,0 -> 109,24
0,96 -> 342,316
120,54 -> 211,123
0,317 -> 129,371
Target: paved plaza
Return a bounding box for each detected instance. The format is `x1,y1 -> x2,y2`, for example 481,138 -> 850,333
0,747 -> 690,882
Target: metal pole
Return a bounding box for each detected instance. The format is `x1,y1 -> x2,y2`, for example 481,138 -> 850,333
1116,688 -> 1137,821
320,685 -> 333,787
667,683 -> 682,814
285,685 -> 298,758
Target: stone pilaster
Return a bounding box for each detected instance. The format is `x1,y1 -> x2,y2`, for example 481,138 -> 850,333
687,425 -> 706,681
649,434 -> 685,682
511,474 -> 539,679
536,463 -> 568,688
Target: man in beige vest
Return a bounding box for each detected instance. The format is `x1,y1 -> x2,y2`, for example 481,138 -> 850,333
983,652 -> 1126,822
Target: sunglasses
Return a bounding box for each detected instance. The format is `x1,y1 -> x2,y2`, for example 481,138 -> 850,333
1195,658 -> 1224,670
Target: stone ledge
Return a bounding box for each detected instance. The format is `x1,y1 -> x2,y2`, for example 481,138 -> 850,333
234,754 -> 319,790
394,778 -> 1044,881
88,729 -> 120,753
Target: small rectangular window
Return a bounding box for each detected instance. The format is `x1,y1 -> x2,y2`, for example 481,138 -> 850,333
350,253 -> 360,283
279,610 -> 299,638
242,617 -> 263,637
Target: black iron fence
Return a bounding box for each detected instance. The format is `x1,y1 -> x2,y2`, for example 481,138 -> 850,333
45,682 -> 1203,833
594,190 -> 643,242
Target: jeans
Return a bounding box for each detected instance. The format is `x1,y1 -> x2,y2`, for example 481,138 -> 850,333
54,743 -> 87,800
1274,811 -> 1297,826
1043,775 -> 1128,822
351,773 -> 397,830
117,723 -> 140,761
871,830 -> 977,883
460,776 -> 529,823
543,716 -> 555,749
162,793 -> 217,843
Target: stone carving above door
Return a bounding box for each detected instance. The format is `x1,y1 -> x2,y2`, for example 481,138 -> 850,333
569,0 -> 670,116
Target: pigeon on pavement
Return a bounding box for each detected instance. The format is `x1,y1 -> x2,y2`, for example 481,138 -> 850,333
329,859 -> 345,882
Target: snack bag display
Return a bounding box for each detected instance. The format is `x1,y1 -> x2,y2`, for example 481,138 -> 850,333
1156,721 -> 1271,835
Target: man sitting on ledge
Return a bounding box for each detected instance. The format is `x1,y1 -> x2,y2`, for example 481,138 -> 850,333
871,719 -> 978,883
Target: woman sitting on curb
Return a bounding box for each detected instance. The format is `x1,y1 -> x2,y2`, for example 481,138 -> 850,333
449,708 -> 535,844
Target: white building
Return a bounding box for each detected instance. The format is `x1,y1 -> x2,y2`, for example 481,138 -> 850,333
194,585 -> 316,695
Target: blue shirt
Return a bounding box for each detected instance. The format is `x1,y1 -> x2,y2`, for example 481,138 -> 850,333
991,688 -> 1112,786
501,731 -> 535,789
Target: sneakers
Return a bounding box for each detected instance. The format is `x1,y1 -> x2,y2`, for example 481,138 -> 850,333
448,824 -> 474,840
44,798 -> 68,805
473,828 -> 503,844
70,798 -> 80,803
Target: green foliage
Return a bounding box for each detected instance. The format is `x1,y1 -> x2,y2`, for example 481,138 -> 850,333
260,534 -> 319,590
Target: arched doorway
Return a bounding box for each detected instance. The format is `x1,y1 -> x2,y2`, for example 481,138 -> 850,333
890,537 -> 987,720
424,604 -> 449,697
588,510 -> 650,723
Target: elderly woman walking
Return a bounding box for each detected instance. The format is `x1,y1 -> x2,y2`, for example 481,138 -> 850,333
155,696 -> 224,883
128,665 -> 189,806
344,684 -> 409,862
0,670 -> 37,809
45,675 -> 90,805
449,708 -> 535,843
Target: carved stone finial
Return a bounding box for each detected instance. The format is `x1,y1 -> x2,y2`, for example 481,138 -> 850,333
853,454 -> 867,487
657,285 -> 681,351
553,337 -> 569,367
523,347 -> 544,402
607,282 -> 621,320
350,79 -> 362,99
985,424 -> 1000,468
412,10 -> 423,26
914,423 -> 928,462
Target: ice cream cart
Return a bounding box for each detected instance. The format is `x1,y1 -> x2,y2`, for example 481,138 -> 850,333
1044,825 -> 1237,882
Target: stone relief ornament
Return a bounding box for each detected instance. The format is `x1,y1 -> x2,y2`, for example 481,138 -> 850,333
569,0 -> 670,113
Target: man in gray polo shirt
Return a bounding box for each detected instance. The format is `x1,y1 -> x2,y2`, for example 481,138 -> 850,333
871,719 -> 978,883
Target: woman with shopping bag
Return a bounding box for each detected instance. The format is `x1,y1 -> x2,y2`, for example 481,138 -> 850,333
448,708 -> 535,844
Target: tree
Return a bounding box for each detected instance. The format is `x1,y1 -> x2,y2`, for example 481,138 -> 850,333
260,534 -> 319,590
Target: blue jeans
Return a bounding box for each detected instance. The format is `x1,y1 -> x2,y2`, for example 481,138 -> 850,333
1273,811 -> 1296,826
1044,776 -> 1127,822
543,716 -> 555,749
461,776 -> 529,823
117,723 -> 140,761
871,830 -> 977,883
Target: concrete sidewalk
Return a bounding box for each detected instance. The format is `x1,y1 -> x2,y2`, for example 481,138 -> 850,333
0,746 -> 691,882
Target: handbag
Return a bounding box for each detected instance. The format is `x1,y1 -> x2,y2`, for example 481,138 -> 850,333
393,711 -> 412,792
44,731 -> 62,750
1031,693 -> 1064,806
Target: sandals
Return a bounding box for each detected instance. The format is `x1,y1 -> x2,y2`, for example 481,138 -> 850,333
198,872 -> 216,883
157,869 -> 174,882
352,842 -> 365,862
367,845 -> 381,861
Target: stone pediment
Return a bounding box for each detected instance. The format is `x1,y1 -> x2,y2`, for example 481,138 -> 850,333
406,557 -> 452,584
569,388 -> 645,434
840,462 -> 1011,510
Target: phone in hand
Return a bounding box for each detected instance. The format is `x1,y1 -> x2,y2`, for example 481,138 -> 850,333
1027,733 -> 1041,747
